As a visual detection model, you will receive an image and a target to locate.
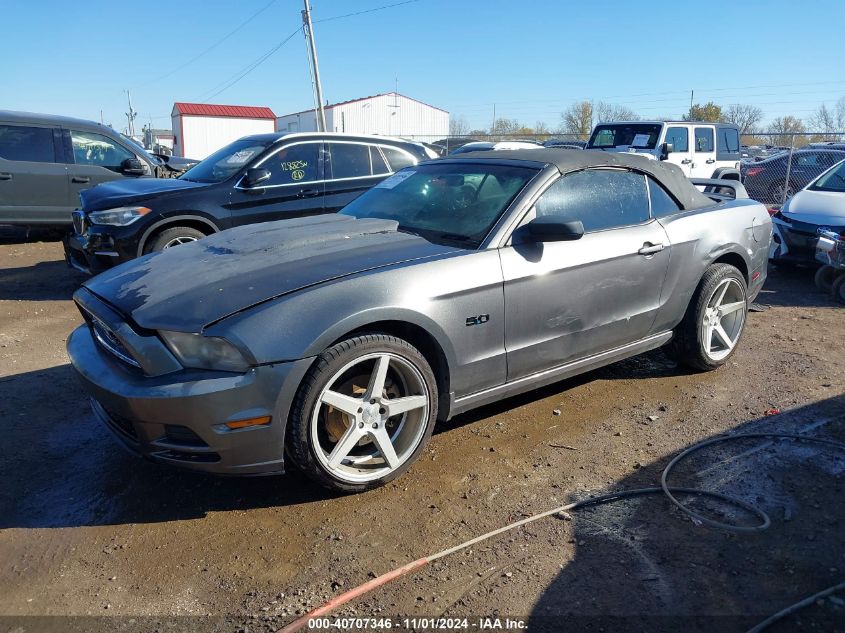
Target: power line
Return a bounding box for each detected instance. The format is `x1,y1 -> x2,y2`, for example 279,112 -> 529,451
136,0 -> 279,89
194,27 -> 302,103
315,0 -> 420,23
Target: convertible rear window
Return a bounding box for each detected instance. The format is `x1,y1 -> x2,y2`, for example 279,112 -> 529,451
340,163 -> 539,247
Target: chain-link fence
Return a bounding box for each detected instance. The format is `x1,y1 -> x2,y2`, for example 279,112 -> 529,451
739,132 -> 845,206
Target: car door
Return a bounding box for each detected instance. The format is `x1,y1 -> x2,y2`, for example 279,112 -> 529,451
227,140 -> 326,226
691,126 -> 717,178
65,128 -> 141,202
499,168 -> 671,382
0,123 -> 71,225
664,125 -> 693,176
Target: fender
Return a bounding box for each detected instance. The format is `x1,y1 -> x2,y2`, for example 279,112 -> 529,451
710,167 -> 741,181
136,214 -> 220,257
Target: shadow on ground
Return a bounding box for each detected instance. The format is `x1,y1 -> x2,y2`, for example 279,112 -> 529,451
523,395 -> 845,632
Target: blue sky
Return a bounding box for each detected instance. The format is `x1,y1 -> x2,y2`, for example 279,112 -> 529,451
2,0 -> 844,133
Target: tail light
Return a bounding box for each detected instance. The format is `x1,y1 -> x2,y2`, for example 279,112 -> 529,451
766,207 -> 778,216
745,167 -> 764,177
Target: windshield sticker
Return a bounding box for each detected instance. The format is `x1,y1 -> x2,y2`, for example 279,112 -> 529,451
631,134 -> 651,147
227,150 -> 256,165
376,170 -> 415,189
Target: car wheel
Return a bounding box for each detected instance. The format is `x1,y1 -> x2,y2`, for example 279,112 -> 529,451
769,180 -> 795,204
815,265 -> 837,293
287,334 -> 438,492
667,264 -> 748,371
146,226 -> 206,253
832,274 -> 845,304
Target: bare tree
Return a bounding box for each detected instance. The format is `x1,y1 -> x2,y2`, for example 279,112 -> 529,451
723,104 -> 763,135
560,101 -> 593,139
449,115 -> 470,137
765,116 -> 807,147
490,117 -> 522,140
809,99 -> 845,139
594,101 -> 639,123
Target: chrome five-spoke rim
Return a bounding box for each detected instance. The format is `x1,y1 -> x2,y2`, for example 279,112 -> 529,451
163,236 -> 198,248
311,353 -> 429,483
700,278 -> 746,361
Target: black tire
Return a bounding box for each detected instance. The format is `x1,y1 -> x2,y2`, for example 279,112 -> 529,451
815,265 -> 837,293
666,263 -> 748,372
832,274 -> 845,304
287,333 -> 438,493
145,226 -> 206,253
768,180 -> 795,205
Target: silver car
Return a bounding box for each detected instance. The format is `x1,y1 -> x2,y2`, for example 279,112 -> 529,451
67,150 -> 772,492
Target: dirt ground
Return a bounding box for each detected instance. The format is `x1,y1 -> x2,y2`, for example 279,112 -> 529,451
1,228 -> 843,633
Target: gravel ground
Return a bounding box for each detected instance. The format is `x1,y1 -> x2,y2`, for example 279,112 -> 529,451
0,229 -> 843,633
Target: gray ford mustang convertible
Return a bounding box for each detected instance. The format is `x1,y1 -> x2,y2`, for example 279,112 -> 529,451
67,149 -> 772,492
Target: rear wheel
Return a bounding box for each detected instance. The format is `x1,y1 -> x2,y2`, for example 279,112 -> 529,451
769,180 -> 795,204
832,274 -> 845,304
287,334 -> 438,492
667,264 -> 748,371
815,265 -> 837,293
145,226 -> 206,253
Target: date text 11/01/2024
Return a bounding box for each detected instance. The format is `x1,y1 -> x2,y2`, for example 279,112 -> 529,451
307,617 -> 527,630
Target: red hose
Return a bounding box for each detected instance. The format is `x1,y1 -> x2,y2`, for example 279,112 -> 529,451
276,557 -> 429,633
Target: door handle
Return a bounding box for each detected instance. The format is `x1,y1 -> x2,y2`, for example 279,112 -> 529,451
0,173 -> 11,181
680,159 -> 692,164
72,176 -> 90,184
297,188 -> 320,198
705,159 -> 716,164
638,243 -> 665,256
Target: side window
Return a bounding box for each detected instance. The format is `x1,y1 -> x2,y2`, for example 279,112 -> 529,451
534,169 -> 650,232
267,143 -> 320,185
718,128 -> 739,153
370,146 -> 390,175
794,153 -> 818,166
648,177 -> 681,217
0,125 -> 56,163
381,146 -> 416,172
326,143 -> 370,179
694,127 -> 715,153
664,127 -> 689,152
70,130 -> 134,172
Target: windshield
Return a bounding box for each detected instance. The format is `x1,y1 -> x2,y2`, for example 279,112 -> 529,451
179,138 -> 273,183
809,160 -> 845,193
588,124 -> 662,150
339,163 -> 538,248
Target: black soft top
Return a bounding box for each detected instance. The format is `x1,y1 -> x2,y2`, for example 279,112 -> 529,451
442,148 -> 714,210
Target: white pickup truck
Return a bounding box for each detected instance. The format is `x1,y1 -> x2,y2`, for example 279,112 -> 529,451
586,120 -> 742,181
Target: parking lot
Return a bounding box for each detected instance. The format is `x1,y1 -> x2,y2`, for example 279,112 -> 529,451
0,228 -> 843,632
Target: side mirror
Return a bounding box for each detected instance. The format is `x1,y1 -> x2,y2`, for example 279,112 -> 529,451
244,167 -> 271,187
525,216 -> 584,242
121,157 -> 146,176
660,142 -> 674,161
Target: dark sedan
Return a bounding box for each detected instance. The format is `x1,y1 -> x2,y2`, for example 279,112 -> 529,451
742,148 -> 845,204
64,133 -> 433,273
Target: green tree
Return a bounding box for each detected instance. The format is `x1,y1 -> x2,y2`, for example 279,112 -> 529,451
685,102 -> 723,122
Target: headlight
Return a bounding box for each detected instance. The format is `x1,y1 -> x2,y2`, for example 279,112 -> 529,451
159,330 -> 250,372
89,206 -> 151,226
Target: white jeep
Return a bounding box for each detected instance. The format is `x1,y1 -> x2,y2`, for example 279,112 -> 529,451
586,121 -> 742,180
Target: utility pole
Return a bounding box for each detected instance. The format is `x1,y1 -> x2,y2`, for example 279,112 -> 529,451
125,90 -> 137,138
689,89 -> 694,120
302,0 -> 326,132
492,103 -> 496,137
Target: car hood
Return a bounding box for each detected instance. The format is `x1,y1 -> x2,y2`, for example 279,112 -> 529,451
83,214 -> 462,331
80,177 -> 208,211
783,189 -> 845,226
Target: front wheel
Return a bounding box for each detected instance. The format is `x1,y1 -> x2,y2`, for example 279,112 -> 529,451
287,334 -> 438,492
145,226 -> 206,253
667,264 -> 748,371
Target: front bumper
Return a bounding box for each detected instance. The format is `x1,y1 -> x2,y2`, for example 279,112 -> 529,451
63,211 -> 143,275
67,324 -> 313,475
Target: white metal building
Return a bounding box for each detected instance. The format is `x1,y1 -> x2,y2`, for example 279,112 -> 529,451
171,102 -> 277,159
276,93 -> 448,143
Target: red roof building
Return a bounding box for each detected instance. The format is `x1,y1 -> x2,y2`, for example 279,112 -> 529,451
170,102 -> 277,158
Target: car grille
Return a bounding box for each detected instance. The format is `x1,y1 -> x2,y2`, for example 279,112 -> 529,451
89,316 -> 141,368
72,210 -> 88,235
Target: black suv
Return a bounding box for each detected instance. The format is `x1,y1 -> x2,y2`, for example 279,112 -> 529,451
64,133 -> 435,273
0,110 -> 159,227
